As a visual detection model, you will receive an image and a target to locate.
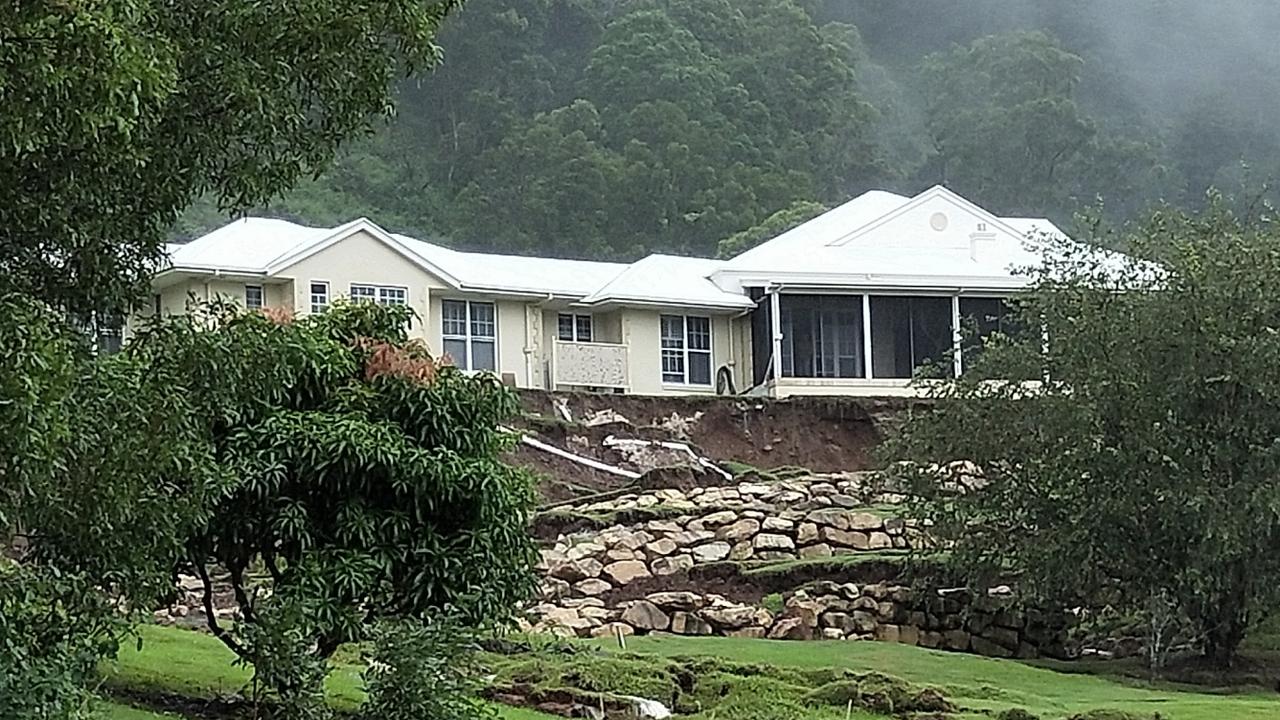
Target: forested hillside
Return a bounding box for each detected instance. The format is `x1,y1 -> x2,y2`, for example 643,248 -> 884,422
177,0 -> 1280,259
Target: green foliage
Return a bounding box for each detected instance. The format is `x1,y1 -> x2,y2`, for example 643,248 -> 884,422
886,196 -> 1280,667
125,301 -> 538,697
0,0 -> 461,317
361,617 -> 494,720
716,200 -> 829,258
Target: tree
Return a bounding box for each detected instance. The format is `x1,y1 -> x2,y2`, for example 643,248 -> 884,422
716,200 -> 828,258
125,302 -> 537,702
887,196 -> 1280,667
1,0 -> 460,319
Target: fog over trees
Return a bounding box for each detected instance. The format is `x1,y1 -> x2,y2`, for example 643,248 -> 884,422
180,0 -> 1280,259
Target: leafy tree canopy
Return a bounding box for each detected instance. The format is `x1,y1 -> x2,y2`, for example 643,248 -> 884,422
887,195 -> 1280,667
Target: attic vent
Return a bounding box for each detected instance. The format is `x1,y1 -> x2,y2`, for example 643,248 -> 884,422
929,212 -> 949,231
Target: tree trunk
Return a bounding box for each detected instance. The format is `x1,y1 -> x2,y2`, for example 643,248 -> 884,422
1201,565 -> 1249,668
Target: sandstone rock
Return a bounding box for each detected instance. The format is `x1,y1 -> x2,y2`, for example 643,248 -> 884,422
741,510 -> 766,519
539,577 -> 571,600
671,611 -> 713,636
874,624 -> 901,643
565,542 -> 607,561
580,605 -> 614,620
755,550 -> 796,561
850,611 -> 878,634
669,530 -> 716,547
726,626 -> 767,639
762,516 -> 794,531
621,601 -> 670,631
942,629 -> 971,651
829,494 -> 860,508
651,554 -> 694,576
984,626 -> 1022,651
653,488 -> 686,502
537,549 -> 567,572
702,605 -> 771,629
591,622 -> 635,638
574,578 -> 613,596
919,631 -> 943,649
635,495 -> 659,508
700,510 -> 738,527
821,628 -> 845,640
646,592 -> 706,612
690,541 -> 731,563
809,482 -> 837,496
799,543 -> 833,559
738,482 -> 774,496
729,541 -> 755,561
550,557 -> 603,582
883,517 -> 906,535
606,547 -> 639,562
898,625 -> 920,646
786,596 -> 824,627
971,635 -> 1014,658
644,538 -> 678,557
839,583 -> 861,600
767,617 -> 812,640
820,527 -> 869,549
614,530 -> 656,551
542,607 -> 582,627
1016,642 -> 1039,659
796,523 -> 819,544
848,512 -> 882,531
716,518 -> 761,542
851,596 -> 878,612
647,520 -> 684,534
805,508 -> 851,530
753,533 -> 795,551
602,560 -> 652,585
561,597 -> 605,608
867,531 -> 893,550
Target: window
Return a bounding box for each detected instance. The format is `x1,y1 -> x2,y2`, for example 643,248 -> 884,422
310,282 -> 330,314
660,315 -> 712,385
244,285 -> 264,309
557,313 -> 593,342
959,296 -> 1021,369
779,295 -> 865,379
442,300 -> 496,372
870,296 -> 954,379
349,284 -> 406,306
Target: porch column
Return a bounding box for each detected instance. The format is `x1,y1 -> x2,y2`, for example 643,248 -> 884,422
951,295 -> 963,377
769,289 -> 783,383
862,295 -> 874,379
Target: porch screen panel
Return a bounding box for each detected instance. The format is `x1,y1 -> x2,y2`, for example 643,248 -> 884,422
870,296 -> 953,379
959,297 -> 1021,371
779,295 -> 865,379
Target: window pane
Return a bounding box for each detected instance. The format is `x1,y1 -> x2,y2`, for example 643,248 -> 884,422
780,295 -> 864,379
443,338 -> 468,368
378,287 -> 406,305
557,314 -> 575,341
661,349 -> 685,384
310,282 -> 329,314
245,285 -> 263,309
575,314 -> 593,342
688,351 -> 712,385
471,340 -> 496,371
442,300 -> 468,336
351,285 -> 377,303
686,316 -> 711,351
660,315 -> 684,348
470,302 -> 496,338
871,296 -> 952,379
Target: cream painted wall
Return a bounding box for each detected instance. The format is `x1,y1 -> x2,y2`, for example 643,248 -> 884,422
273,228 -> 448,339
622,308 -> 734,396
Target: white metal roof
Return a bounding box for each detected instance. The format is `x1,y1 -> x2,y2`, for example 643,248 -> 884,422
578,254 -> 754,310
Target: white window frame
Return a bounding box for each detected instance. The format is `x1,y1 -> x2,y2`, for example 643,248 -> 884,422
557,313 -> 593,342
310,281 -> 330,314
349,283 -> 408,306
660,314 -> 712,386
244,284 -> 264,310
441,299 -> 498,372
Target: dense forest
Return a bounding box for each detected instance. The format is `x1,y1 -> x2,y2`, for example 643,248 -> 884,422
178,0 -> 1280,260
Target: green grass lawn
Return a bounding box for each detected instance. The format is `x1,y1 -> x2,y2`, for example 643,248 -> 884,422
588,635 -> 1280,720
102,624 -> 1280,720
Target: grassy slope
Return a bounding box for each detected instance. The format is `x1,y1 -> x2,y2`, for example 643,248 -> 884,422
100,625 -> 557,720
595,635 -> 1280,720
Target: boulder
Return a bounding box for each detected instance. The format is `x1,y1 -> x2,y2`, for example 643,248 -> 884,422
645,592 -> 706,612
668,530 -> 716,547
614,531 -> 656,551
573,578 -> 613,596
821,628 -> 846,640
762,516 -> 794,531
805,508 -> 852,530
590,622 -> 635,639
702,605 -> 772,629
971,635 -> 1015,658
729,541 -> 755,561
796,523 -> 820,544
700,510 -> 739,527
691,541 -> 732,563
942,629 -> 972,651
644,538 -> 678,557
716,518 -> 761,542
651,554 -> 694,576
867,531 -> 893,549
829,494 -> 860,508
767,617 -> 812,640
799,543 -> 833,559
883,517 -> 906,535
786,596 -> 824,627
919,631 -> 943,649
653,488 -> 686,502
621,601 -> 670,631
605,547 -> 639,562
820,527 -> 869,549
755,550 -> 796,561
670,612 -> 713,636
565,542 -> 607,561
580,605 -> 614,620
874,624 -> 901,643
984,626 -> 1022,651
850,611 -> 878,634
646,520 -> 684,534
848,512 -> 882,531
550,557 -> 603,582
539,577 -> 571,600
602,560 -> 652,585
753,533 -> 795,551
725,626 -> 767,639
898,625 -> 920,646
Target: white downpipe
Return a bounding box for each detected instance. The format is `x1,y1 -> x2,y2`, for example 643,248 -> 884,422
512,430 -> 640,479
602,435 -> 733,480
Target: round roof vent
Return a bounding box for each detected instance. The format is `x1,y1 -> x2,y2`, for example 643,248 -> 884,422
929,211 -> 949,231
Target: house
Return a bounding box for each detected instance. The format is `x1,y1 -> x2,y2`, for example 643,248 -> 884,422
143,185 -> 1064,396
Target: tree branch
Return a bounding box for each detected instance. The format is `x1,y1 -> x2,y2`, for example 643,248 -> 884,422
192,549 -> 247,659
